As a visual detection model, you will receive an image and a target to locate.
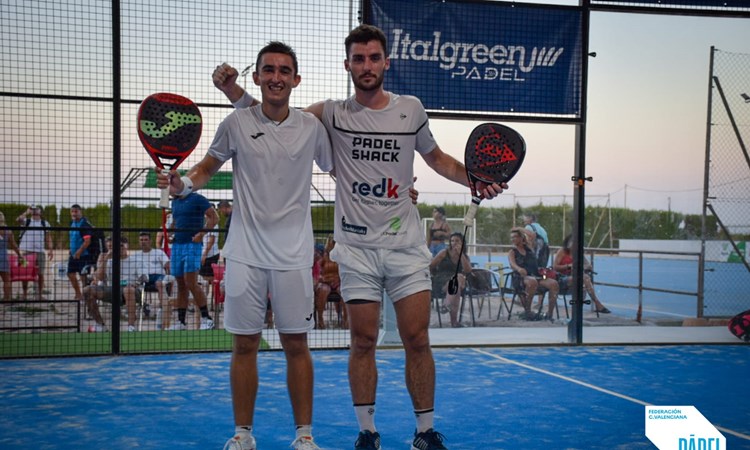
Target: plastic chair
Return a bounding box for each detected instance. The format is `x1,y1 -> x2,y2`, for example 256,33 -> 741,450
10,253 -> 38,284
211,263 -> 225,322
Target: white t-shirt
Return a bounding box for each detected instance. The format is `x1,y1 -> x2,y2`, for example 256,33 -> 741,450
132,249 -> 169,276
106,255 -> 143,285
321,93 -> 437,249
207,105 -> 333,270
19,218 -> 48,253
202,224 -> 219,258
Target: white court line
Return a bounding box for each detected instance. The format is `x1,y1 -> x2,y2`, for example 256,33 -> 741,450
471,347 -> 750,441
611,304 -> 691,318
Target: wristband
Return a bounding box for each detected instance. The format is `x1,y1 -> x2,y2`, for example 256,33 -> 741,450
178,176 -> 194,197
232,91 -> 257,109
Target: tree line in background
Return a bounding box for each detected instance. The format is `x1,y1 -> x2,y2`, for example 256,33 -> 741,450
1,202 -> 728,252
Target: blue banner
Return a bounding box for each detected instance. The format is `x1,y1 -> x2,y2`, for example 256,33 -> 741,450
368,0 -> 583,116
593,0 -> 750,7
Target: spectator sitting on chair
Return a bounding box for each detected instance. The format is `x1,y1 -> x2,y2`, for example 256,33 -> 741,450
429,232 -> 472,328
523,213 -> 550,266
314,236 -> 345,329
0,212 -> 24,302
16,205 -> 53,301
133,232 -> 174,328
553,234 -> 610,314
82,236 -> 143,333
508,227 -> 559,321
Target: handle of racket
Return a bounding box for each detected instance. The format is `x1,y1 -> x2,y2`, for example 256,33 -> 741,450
463,198 -> 481,226
159,188 -> 170,208
158,169 -> 170,208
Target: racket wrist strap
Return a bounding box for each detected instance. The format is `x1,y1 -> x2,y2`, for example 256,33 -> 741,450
178,176 -> 194,197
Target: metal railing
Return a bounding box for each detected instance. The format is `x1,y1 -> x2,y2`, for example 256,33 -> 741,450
472,244 -> 704,322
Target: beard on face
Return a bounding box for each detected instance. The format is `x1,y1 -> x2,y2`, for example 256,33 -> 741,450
351,70 -> 384,92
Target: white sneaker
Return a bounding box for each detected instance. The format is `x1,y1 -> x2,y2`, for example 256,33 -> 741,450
127,325 -> 136,332
88,323 -> 107,333
223,434 -> 256,450
166,322 -> 187,331
200,317 -> 214,330
291,436 -> 320,450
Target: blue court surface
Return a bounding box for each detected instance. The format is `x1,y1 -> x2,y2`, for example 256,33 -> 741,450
0,346 -> 748,449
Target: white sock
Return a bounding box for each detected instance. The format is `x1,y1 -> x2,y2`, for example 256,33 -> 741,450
296,425 -> 312,439
415,408 -> 434,433
354,403 -> 377,432
235,425 -> 253,437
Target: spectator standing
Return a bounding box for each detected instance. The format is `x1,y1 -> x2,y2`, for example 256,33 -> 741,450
66,204 -> 98,302
426,207 -> 451,257
1,212 -> 24,301
199,206 -> 220,297
16,205 -> 53,300
218,200 -> 233,231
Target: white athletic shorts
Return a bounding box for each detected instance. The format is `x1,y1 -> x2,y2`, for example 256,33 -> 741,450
223,260 -> 314,335
330,243 -> 432,303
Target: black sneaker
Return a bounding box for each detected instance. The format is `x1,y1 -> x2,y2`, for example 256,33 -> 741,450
411,428 -> 448,450
354,430 -> 381,450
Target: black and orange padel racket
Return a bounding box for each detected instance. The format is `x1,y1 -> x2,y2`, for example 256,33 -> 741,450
448,123 -> 525,295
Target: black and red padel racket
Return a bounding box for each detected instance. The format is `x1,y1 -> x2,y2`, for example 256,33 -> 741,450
137,92 -> 202,208
448,123 -> 526,295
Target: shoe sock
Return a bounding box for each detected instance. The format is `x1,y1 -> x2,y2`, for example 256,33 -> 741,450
177,308 -> 187,324
414,408 -> 434,433
200,305 -> 211,319
295,424 -> 312,439
354,403 -> 376,432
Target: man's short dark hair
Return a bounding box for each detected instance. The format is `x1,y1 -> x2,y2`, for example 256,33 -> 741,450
71,204 -> 82,210
345,24 -> 388,58
139,232 -> 151,239
256,41 -> 298,76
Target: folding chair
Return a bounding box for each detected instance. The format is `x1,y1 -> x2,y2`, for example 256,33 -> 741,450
461,268 -> 502,326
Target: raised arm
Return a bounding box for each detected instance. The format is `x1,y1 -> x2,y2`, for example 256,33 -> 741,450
212,63 -> 259,105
